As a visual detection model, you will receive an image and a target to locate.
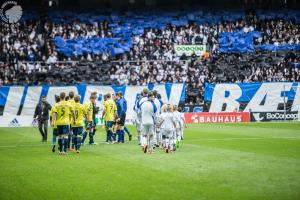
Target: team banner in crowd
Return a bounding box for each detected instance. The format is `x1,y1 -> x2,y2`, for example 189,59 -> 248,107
174,45 -> 206,56
0,83 -> 185,127
250,112 -> 300,122
204,82 -> 300,112
184,112 -> 250,123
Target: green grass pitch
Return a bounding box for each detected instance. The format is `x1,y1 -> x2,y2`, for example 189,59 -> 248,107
0,123 -> 300,200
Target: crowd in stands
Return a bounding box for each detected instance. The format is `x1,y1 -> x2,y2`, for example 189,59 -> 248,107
0,9 -> 299,105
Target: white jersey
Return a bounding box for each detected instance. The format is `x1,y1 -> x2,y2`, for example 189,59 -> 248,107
173,111 -> 181,128
137,96 -> 148,109
160,112 -> 176,130
140,100 -> 157,125
135,96 -> 148,123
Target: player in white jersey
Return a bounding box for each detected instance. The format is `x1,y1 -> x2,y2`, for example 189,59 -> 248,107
157,104 -> 177,153
152,90 -> 164,148
140,92 -> 157,154
135,88 -> 149,145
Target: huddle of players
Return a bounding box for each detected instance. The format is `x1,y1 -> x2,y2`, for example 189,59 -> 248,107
134,88 -> 187,154
50,91 -> 97,155
49,91 -> 131,155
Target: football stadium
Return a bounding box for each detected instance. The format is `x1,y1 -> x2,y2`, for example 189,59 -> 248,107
0,0 -> 300,199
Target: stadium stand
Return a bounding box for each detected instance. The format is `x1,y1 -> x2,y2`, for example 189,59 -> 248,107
0,9 -> 299,105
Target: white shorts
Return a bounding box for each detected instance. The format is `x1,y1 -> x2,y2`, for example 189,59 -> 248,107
162,129 -> 174,138
142,124 -> 154,136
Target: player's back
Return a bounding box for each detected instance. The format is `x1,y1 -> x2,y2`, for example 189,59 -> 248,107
68,99 -> 75,108
84,101 -> 93,122
163,112 -> 176,130
55,100 -> 71,126
138,96 -> 148,109
68,99 -> 76,123
104,99 -> 116,121
141,101 -> 156,125
117,98 -> 126,116
73,102 -> 86,127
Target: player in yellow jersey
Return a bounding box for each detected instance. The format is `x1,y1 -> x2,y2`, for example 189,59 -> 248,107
102,93 -> 117,144
82,95 -> 96,145
111,93 -> 118,142
71,95 -> 87,153
51,92 -> 72,155
50,95 -> 60,153
68,91 -> 76,150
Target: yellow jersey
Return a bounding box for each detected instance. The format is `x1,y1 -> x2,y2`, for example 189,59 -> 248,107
72,102 -> 86,127
84,101 -> 93,122
104,99 -> 117,121
50,102 -> 59,128
68,99 -> 76,124
53,100 -> 72,126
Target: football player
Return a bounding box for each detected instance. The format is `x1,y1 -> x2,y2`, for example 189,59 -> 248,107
72,95 -> 87,153
51,92 -> 72,155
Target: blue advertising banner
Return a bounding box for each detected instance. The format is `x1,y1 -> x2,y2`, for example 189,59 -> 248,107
204,82 -> 300,112
0,83 -> 185,127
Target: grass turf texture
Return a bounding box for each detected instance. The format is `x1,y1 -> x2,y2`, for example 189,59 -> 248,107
0,123 -> 300,200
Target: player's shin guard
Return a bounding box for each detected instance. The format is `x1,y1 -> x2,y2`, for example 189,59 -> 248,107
89,131 -> 94,144
76,136 -> 82,150
121,129 -> 125,143
112,132 -> 116,141
52,134 -> 57,146
67,134 -> 71,148
63,135 -> 68,152
82,131 -> 87,144
106,130 -> 113,142
58,136 -> 63,152
116,129 -> 121,143
106,131 -> 109,142
140,134 -> 147,147
153,130 -> 157,147
177,130 -> 181,142
165,137 -> 170,149
157,131 -> 162,146
74,135 -> 77,149
148,135 -> 154,152
71,134 -> 75,149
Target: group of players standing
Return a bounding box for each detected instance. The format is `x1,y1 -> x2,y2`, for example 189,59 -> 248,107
50,91 -> 96,154
134,88 -> 187,154
49,88 -> 186,155
49,91 -> 131,155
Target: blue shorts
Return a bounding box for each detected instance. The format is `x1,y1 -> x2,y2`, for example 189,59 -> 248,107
57,125 -> 70,135
72,127 -> 83,136
106,121 -> 114,129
